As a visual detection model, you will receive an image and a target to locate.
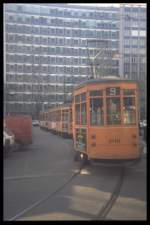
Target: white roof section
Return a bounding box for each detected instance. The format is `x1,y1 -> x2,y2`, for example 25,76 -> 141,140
68,3 -> 146,8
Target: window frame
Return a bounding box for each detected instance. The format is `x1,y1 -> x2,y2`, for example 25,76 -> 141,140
89,89 -> 104,127
122,89 -> 137,125
75,92 -> 87,125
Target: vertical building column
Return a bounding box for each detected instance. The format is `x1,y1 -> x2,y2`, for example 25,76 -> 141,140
3,4 -> 6,115
137,6 -> 140,81
129,7 -> 132,80
119,4 -> 124,78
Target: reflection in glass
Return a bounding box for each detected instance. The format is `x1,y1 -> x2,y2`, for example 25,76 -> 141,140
81,103 -> 86,125
90,98 -> 104,126
107,97 -> 121,124
123,97 -> 136,124
75,104 -> 80,124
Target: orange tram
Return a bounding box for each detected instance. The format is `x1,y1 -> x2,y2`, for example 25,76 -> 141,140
39,77 -> 141,164
39,104 -> 72,138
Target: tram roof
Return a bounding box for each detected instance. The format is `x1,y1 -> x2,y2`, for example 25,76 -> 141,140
74,77 -> 137,90
49,103 -> 72,111
39,103 -> 72,114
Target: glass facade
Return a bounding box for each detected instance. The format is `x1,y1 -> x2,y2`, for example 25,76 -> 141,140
123,4 -> 146,119
4,4 -> 146,119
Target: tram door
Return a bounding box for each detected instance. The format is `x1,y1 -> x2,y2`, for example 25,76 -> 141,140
74,92 -> 87,153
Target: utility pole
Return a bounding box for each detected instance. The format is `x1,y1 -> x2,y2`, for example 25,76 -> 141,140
3,4 -> 6,117
63,75 -> 66,104
86,39 -> 109,79
119,4 -> 125,78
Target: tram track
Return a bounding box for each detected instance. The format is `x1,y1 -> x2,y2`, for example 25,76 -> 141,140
4,172 -> 70,181
8,163 -> 85,221
7,164 -> 125,221
93,166 -> 125,220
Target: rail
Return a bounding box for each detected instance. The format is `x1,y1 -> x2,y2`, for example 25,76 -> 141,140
93,166 -> 125,220
8,163 -> 85,221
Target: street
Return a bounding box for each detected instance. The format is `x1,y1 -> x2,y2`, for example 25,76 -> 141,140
4,127 -> 147,220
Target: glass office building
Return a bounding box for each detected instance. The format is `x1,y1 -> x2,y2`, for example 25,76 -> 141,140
4,4 -> 146,119
122,4 -> 146,119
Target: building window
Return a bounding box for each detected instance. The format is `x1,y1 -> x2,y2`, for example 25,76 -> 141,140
16,5 -> 23,12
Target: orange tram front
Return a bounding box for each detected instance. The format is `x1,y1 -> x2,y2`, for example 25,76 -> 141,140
72,77 -> 141,164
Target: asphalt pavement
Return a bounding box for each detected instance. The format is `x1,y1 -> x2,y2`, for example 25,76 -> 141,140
4,127 -> 147,220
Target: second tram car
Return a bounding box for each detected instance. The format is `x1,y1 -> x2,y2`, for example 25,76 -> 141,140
40,105 -> 72,137
39,111 -> 48,130
72,77 -> 141,163
47,105 -> 72,137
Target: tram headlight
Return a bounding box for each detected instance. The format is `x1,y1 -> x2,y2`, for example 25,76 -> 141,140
80,154 -> 84,159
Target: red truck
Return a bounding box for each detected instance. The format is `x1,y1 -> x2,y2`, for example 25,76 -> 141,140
5,115 -> 32,145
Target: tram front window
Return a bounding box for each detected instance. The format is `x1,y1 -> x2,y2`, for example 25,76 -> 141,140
123,97 -> 136,124
90,98 -> 104,126
107,98 -> 121,125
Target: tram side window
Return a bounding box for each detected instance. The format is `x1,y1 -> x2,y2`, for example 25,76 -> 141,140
123,97 -> 136,124
75,104 -> 80,125
53,113 -> 55,122
63,110 -> 68,122
81,103 -> 86,125
75,93 -> 87,125
53,112 -> 55,122
90,90 -> 103,96
107,98 -> 121,125
75,95 -> 80,103
45,114 -> 47,122
123,89 -> 135,95
81,93 -> 86,101
70,110 -> 72,122
90,98 -> 104,126
62,111 -> 64,121
58,111 -> 61,122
